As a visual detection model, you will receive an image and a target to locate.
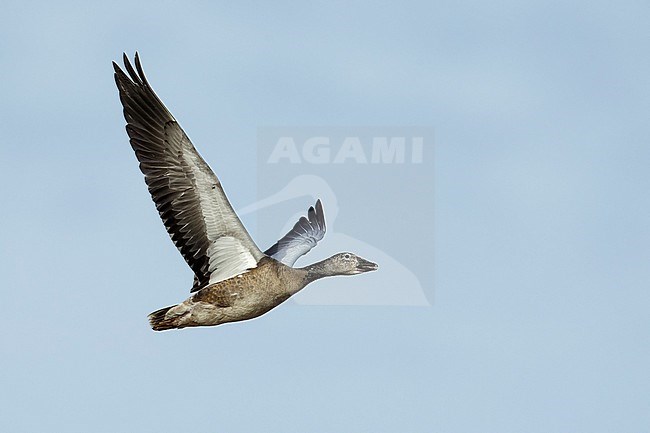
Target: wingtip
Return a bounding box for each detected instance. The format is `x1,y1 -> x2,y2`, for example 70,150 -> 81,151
314,199 -> 325,230
134,51 -> 148,85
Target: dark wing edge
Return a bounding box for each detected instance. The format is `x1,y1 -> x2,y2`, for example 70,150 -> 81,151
265,199 -> 326,267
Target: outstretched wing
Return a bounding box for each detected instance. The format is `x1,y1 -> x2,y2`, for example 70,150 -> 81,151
114,53 -> 264,292
265,200 -> 326,267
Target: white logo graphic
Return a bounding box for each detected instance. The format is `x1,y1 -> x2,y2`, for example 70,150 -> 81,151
267,136 -> 424,164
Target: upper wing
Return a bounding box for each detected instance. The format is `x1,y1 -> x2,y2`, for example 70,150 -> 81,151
113,53 -> 264,292
265,200 -> 326,267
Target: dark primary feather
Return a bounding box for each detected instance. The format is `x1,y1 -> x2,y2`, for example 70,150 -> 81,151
265,199 -> 326,267
114,53 -> 263,293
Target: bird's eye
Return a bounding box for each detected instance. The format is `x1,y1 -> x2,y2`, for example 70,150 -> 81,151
343,253 -> 351,260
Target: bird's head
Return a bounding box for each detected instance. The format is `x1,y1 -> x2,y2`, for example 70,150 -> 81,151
324,252 -> 378,275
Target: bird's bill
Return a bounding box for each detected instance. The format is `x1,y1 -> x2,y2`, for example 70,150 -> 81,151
355,257 -> 379,273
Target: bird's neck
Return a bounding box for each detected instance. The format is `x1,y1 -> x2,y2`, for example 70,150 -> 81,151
301,258 -> 336,285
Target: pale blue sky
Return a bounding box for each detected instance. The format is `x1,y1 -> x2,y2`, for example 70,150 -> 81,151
1,1 -> 650,432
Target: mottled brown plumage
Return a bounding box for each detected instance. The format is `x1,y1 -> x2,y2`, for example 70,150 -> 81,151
192,257 -> 302,312
150,257 -> 304,330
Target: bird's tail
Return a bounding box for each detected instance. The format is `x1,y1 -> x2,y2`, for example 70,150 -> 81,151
148,305 -> 178,331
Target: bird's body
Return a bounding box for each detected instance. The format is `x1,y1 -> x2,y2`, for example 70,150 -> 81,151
114,53 -> 377,331
151,257 -> 304,330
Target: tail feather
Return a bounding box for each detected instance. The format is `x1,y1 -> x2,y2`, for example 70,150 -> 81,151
148,305 -> 177,331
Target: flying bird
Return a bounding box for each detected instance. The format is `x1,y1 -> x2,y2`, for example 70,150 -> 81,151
113,53 -> 378,331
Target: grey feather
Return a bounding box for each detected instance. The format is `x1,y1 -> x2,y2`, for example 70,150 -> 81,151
265,200 -> 326,267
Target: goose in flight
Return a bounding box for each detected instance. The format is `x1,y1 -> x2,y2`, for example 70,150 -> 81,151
113,53 -> 378,330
